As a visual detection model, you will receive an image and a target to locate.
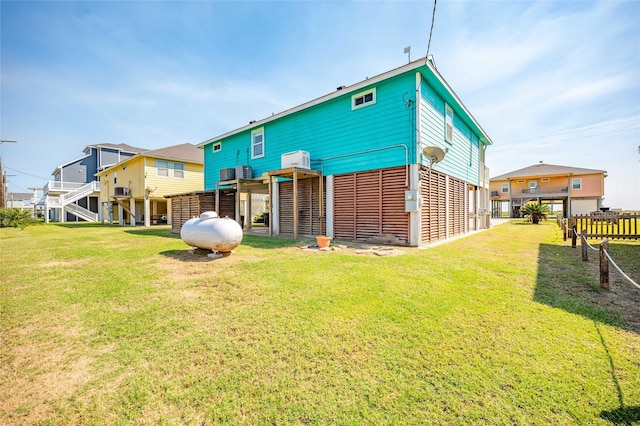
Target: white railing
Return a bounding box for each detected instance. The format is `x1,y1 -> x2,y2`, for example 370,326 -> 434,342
44,180 -> 87,194
45,196 -> 63,208
64,203 -> 99,222
60,181 -> 100,204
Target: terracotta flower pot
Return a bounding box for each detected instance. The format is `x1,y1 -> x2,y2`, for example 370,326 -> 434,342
316,235 -> 331,248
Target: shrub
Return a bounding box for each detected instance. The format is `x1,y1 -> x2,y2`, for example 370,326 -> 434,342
520,202 -> 551,224
0,208 -> 36,229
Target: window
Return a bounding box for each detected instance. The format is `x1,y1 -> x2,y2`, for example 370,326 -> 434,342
173,162 -> 185,179
252,128 -> 264,159
572,178 -> 582,190
501,183 -> 509,193
351,88 -> 376,110
212,142 -> 222,153
114,172 -> 117,185
156,159 -> 170,177
445,104 -> 454,143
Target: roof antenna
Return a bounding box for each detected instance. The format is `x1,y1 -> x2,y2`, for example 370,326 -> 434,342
404,46 -> 411,63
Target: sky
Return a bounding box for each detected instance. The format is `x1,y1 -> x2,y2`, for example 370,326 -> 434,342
1,0 -> 639,209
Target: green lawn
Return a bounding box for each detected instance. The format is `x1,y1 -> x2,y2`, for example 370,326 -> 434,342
1,221 -> 639,425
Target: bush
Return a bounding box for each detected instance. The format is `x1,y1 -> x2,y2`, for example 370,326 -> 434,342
0,208 -> 36,229
253,212 -> 265,224
520,202 -> 550,224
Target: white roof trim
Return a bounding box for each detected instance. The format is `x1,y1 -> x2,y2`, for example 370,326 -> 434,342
198,57 -> 492,147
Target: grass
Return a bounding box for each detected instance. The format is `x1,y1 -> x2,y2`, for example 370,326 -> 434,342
1,221 -> 639,425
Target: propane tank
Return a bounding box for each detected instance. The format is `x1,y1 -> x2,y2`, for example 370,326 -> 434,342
180,211 -> 243,253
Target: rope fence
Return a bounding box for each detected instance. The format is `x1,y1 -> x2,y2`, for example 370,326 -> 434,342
568,224 -> 640,291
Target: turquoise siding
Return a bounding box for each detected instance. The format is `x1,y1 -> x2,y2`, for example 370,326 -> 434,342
203,66 -> 486,190
419,79 -> 481,186
204,73 -> 417,189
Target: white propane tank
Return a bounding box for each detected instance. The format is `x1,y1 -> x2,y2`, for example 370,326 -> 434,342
180,211 -> 243,253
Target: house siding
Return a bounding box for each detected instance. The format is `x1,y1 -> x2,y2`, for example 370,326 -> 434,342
419,80 -> 480,186
204,73 -> 417,190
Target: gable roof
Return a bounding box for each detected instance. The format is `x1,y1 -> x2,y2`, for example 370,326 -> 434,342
98,143 -> 203,174
141,143 -> 203,164
53,143 -> 150,175
82,143 -> 149,154
198,56 -> 493,147
491,163 -> 607,181
7,192 -> 34,201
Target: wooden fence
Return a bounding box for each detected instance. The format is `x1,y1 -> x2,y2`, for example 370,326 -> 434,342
557,213 -> 639,240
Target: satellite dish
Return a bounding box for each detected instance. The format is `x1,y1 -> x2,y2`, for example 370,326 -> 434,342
422,146 -> 446,164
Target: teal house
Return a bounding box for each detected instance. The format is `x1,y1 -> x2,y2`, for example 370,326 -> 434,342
197,57 -> 492,246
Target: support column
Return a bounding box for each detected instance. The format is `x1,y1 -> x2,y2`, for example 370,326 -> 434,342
118,204 -> 124,226
268,176 -> 273,237
236,181 -> 242,227
144,192 -> 150,227
318,175 -> 324,236
246,190 -> 252,230
129,198 -> 136,226
293,171 -> 299,239
326,175 -> 334,238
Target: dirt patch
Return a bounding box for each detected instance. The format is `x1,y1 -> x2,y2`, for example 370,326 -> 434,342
299,243 -> 408,257
1,324 -> 95,423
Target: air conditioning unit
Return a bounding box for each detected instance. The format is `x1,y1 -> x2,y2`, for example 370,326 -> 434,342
220,168 -> 236,181
114,187 -> 129,196
281,150 -> 310,169
235,165 -> 252,179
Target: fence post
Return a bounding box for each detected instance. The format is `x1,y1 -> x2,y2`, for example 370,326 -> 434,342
581,229 -> 588,261
571,224 -> 577,248
600,238 -> 609,290
563,218 -> 568,241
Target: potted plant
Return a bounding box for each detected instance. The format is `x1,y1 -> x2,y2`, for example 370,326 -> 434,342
316,235 -> 331,248
520,202 -> 550,224
316,213 -> 330,248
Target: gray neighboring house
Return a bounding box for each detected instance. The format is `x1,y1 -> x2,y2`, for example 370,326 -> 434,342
5,192 -> 35,210
44,143 -> 148,222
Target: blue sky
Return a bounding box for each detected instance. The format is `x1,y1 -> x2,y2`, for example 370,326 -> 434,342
1,0 -> 639,209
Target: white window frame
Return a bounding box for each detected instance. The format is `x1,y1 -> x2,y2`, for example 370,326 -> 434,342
156,159 -> 170,177
173,162 -> 185,179
445,104 -> 454,143
351,88 -> 376,110
501,183 -> 509,193
572,178 -> 582,190
212,142 -> 222,153
251,128 -> 265,159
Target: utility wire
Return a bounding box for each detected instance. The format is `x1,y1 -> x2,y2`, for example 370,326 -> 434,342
491,126 -> 640,153
504,118 -> 640,145
425,0 -> 437,63
4,166 -> 50,181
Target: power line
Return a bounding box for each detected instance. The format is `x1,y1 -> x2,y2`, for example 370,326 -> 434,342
425,0 -> 437,61
491,126 -> 640,153
504,118 -> 640,145
5,166 -> 51,181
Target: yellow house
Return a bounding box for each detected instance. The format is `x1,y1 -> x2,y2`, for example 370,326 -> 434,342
96,143 -> 203,227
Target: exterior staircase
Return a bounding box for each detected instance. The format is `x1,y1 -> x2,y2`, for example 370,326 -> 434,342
64,203 -> 99,222
44,181 -> 100,222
